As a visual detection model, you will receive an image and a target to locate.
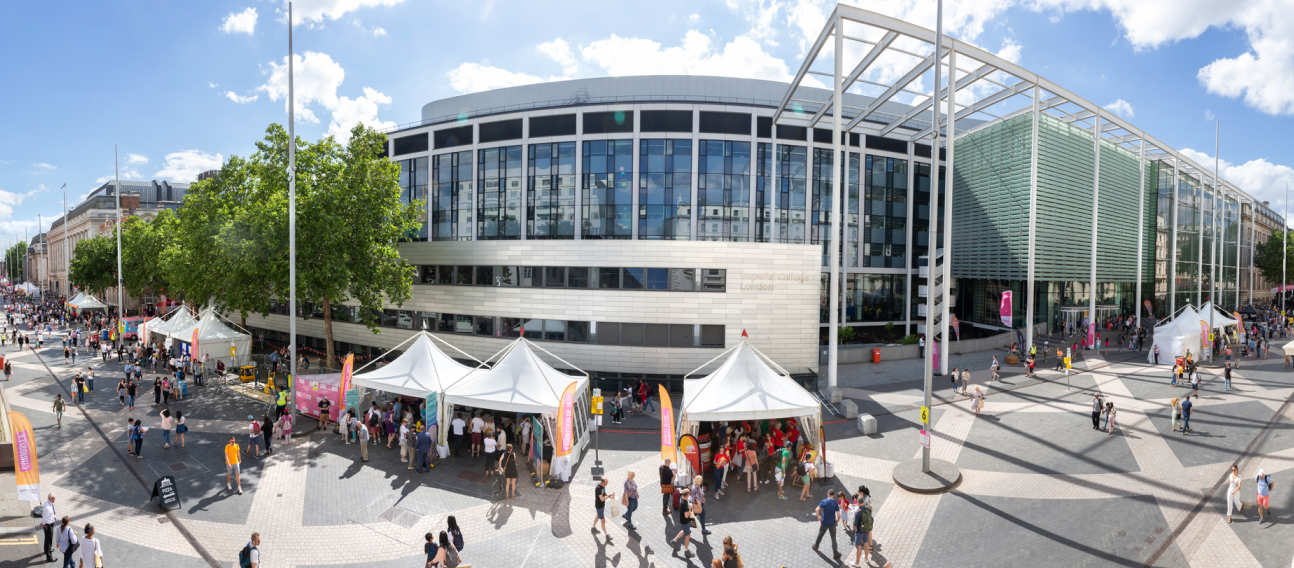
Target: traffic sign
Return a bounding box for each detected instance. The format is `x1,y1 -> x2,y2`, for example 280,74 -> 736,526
919,405 -> 929,424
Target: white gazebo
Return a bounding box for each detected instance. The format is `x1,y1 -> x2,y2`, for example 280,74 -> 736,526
349,332 -> 479,433
169,308 -> 254,368
678,340 -> 824,475
443,337 -> 590,481
1149,305 -> 1205,364
68,292 -> 108,311
147,305 -> 197,345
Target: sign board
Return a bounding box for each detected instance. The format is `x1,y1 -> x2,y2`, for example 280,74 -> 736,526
230,345 -> 237,358
919,429 -> 930,448
919,405 -> 929,425
153,475 -> 181,511
591,396 -> 604,415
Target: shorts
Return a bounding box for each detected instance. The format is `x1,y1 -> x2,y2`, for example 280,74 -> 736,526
176,424 -> 188,434
853,531 -> 869,546
1258,495 -> 1270,507
471,432 -> 483,445
595,507 -> 605,519
227,463 -> 240,475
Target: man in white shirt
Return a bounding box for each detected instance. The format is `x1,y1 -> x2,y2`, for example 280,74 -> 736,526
450,413 -> 466,456
470,414 -> 485,457
40,494 -> 56,562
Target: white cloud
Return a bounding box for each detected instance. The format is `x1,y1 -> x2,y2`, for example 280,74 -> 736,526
580,31 -> 795,82
126,153 -> 148,165
997,37 -> 1023,63
208,81 -> 219,89
1103,98 -> 1135,119
0,189 -> 23,220
689,12 -> 701,23
154,150 -> 224,182
1179,147 -> 1294,213
293,0 -> 404,26
225,91 -> 259,104
537,38 -> 578,77
372,26 -> 387,37
220,7 -> 258,35
32,162 -> 55,172
257,51 -> 393,141
447,63 -> 545,94
1204,109 -> 1216,122
25,184 -> 47,199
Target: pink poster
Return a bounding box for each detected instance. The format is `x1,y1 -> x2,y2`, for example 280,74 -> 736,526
294,373 -> 342,420
1000,291 -> 1013,328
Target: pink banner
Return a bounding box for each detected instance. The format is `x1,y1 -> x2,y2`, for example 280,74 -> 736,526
294,373 -> 342,420
555,382 -> 577,457
1000,291 -> 1013,328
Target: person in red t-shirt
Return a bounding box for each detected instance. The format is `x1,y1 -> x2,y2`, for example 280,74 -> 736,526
712,445 -> 730,499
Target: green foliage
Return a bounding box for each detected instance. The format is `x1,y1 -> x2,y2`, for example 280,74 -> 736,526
3,242 -> 27,282
69,235 -> 116,297
1254,230 -> 1294,287
838,326 -> 856,344
899,334 -> 919,345
122,211 -> 177,298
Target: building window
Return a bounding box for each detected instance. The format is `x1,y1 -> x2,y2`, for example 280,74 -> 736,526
544,266 -> 567,288
698,140 -> 750,241
700,325 -> 725,347
775,145 -> 807,243
432,151 -> 473,240
622,268 -> 645,289
864,155 -> 908,268
477,146 -> 523,239
583,140 -> 634,239
811,148 -> 834,266
527,142 -> 576,238
599,267 -> 620,289
638,139 -> 691,240
398,157 -> 429,240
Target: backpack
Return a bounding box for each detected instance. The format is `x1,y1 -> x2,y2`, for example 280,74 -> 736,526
854,506 -> 873,533
239,543 -> 256,568
251,421 -> 261,436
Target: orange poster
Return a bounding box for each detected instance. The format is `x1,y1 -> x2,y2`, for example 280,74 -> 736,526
8,412 -> 39,502
555,382 -> 578,458
659,384 -> 675,462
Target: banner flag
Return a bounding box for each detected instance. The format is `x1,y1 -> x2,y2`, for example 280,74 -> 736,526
1000,291 -> 1013,328
425,393 -> 438,427
678,434 -> 700,476
554,382 -> 578,458
191,328 -> 199,355
8,412 -> 39,502
530,416 -> 542,463
336,353 -> 354,412
659,384 -> 675,462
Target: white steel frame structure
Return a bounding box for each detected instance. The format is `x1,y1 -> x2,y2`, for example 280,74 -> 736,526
775,4 -> 1263,388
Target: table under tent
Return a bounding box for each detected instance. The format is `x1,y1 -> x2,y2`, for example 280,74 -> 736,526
441,336 -> 591,483
677,339 -> 826,480
348,331 -> 478,446
166,307 -> 254,369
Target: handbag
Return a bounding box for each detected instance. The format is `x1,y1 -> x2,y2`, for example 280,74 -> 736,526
660,483 -> 674,495
620,493 -> 628,507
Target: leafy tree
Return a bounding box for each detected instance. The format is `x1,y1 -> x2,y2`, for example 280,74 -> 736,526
4,242 -> 26,282
69,235 -> 117,299
1254,230 -> 1294,287
121,211 -> 178,299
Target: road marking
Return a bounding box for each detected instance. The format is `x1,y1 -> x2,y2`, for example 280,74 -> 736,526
0,535 -> 37,545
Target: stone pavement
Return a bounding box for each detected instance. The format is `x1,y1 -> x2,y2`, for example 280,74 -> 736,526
0,324 -> 1290,567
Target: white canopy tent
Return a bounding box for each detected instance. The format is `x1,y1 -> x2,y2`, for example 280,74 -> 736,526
1149,305 -> 1205,364
68,293 -> 108,310
1282,340 -> 1294,358
147,305 -> 196,345
169,308 -> 253,368
351,332 -> 477,399
679,340 -> 824,475
16,282 -> 38,295
443,337 -> 590,481
1199,302 -> 1239,329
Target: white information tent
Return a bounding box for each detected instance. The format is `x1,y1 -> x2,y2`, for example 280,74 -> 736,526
443,336 -> 590,481
350,331 -> 477,402
68,293 -> 108,311
147,305 -> 196,346
169,308 -> 254,368
678,339 -> 824,475
1199,302 -> 1239,329
1149,305 -> 1204,364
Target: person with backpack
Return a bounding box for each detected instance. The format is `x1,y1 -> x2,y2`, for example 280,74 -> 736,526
1256,468 -> 1274,523
247,415 -> 262,457
446,515 -> 464,554
238,532 -> 260,568
56,515 -> 78,568
427,530 -> 461,567
128,419 -> 145,460
852,489 -> 874,567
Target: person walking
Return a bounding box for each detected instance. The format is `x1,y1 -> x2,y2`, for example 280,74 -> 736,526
225,437 -> 244,494
356,414 -> 369,462
57,516 -> 78,568
1256,468 -> 1273,523
659,459 -> 675,515
73,373 -> 85,405
128,419 -> 144,460
622,471 -> 639,530
852,490 -> 874,567
690,474 -> 710,536
239,533 -> 260,568
991,356 -> 1000,382
670,488 -> 695,557
972,386 -> 985,416
1090,394 -> 1103,430
1227,464 -> 1244,523
40,494 -> 57,563
175,410 -> 187,448
1191,369 -> 1200,397
247,415 -> 262,458
1224,360 -> 1233,391
592,477 -> 613,536
499,444 -> 518,499
1170,397 -> 1181,432
813,489 -> 842,561
125,379 -> 136,411
78,523 -> 102,568
415,425 -> 433,473
1181,394 -> 1194,434
1105,403 -> 1117,435
53,394 -> 66,429
261,415 -> 274,456
742,441 -> 758,493
1153,344 -> 1160,365
159,408 -> 174,449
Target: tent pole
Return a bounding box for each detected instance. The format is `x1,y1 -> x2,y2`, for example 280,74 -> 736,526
351,332 -> 423,375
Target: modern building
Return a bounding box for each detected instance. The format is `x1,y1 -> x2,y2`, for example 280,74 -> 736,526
243,6 -> 1281,384
47,179 -> 188,303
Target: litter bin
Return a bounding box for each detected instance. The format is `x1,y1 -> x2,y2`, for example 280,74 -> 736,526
871,347 -> 881,363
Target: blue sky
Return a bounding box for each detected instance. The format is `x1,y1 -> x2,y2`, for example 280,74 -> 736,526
2,0 -> 1292,247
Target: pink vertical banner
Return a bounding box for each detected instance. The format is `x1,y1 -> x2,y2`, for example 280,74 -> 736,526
999,291 -> 1013,328
555,382 -> 577,458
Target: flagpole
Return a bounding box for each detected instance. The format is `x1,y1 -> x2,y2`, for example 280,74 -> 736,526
287,1 -> 298,416
114,145 -> 124,321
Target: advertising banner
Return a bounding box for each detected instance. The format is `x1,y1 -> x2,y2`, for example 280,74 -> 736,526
424,393 -> 438,427
293,373 -> 341,420
191,328 -> 199,355
1000,291 -> 1013,328
8,412 -> 39,502
659,384 -> 675,462
336,353 -> 354,414
555,382 -> 577,458
678,434 -> 700,476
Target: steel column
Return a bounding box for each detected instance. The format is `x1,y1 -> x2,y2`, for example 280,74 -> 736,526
827,14 -> 842,392
1026,83 -> 1039,346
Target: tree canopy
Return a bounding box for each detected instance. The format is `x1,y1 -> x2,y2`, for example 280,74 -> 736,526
69,235 -> 117,298
1254,229 -> 1294,287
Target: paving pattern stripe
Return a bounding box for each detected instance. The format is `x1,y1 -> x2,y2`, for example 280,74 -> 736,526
1091,367 -> 1185,475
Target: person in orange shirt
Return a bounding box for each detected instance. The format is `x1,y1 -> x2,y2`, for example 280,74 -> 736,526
225,437 -> 244,495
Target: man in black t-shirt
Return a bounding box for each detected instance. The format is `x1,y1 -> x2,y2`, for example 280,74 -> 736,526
659,459 -> 674,515
592,478 -> 612,535
317,398 -> 332,430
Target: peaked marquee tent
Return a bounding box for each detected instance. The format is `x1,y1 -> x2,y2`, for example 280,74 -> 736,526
146,306 -> 197,344
1149,305 -> 1205,364
443,337 -> 590,481
351,332 -> 477,399
678,340 -> 824,474
169,308 -> 253,368
67,292 -> 108,311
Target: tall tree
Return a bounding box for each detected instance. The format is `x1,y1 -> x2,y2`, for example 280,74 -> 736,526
4,242 -> 26,282
68,236 -> 117,299
121,211 -> 178,300
1254,230 -> 1294,287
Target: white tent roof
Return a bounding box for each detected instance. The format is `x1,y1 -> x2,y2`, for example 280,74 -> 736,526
67,292 -> 86,305
1283,340 -> 1294,357
149,306 -> 196,338
17,282 -> 38,294
444,337 -> 588,414
351,333 -> 475,398
183,309 -> 251,343
1199,302 -> 1238,328
681,340 -> 820,422
69,293 -> 107,310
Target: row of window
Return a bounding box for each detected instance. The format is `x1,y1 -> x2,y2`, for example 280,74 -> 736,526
267,302 -> 724,348
415,265 -> 727,292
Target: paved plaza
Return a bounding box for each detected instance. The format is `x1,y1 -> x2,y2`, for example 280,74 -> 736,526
0,332 -> 1292,567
